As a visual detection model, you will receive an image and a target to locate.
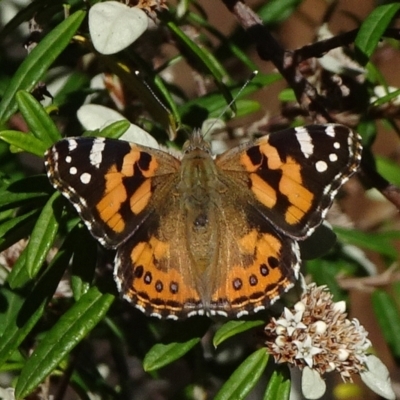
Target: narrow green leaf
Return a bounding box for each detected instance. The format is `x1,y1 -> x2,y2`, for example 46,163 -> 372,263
0,11 -> 86,123
334,227 -> 399,260
187,11 -> 258,71
278,88 -> 296,102
306,258 -> 348,302
213,320 -> 264,348
355,4 -> 400,65
0,210 -> 38,239
0,130 -> 48,157
370,88 -> 400,107
0,237 -> 74,368
0,175 -> 50,210
16,90 -> 61,145
6,246 -> 29,289
52,71 -> 90,108
371,290 -> 400,358
143,338 -> 201,372
0,209 -> 39,252
97,120 -> 130,139
357,119 -> 377,147
15,287 -> 115,399
215,348 -> 269,400
26,192 -> 62,278
258,0 -> 302,25
263,367 -> 291,400
167,21 -> 228,82
166,21 -> 234,107
376,156 -> 400,187
70,228 -> 98,300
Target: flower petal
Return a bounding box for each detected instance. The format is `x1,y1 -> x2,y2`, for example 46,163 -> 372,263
89,2 -> 148,55
360,355 -> 395,400
301,367 -> 326,399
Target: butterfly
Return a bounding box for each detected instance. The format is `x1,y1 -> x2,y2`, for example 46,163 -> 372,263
44,124 -> 362,320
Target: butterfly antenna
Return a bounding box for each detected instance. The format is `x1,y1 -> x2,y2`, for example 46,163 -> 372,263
202,70 -> 259,139
135,70 -> 170,113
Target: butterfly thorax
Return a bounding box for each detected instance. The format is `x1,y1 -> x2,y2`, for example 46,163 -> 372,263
177,136 -> 226,277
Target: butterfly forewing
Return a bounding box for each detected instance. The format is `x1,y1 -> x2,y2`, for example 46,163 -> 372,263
45,137 -> 180,248
216,124 -> 362,239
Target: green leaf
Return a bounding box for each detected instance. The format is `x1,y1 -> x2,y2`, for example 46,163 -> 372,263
263,366 -> 291,400
334,227 -> 399,260
278,88 -> 296,102
370,88 -> 400,107
0,130 -> 48,157
376,155 -> 400,187
213,320 -> 264,348
16,90 -> 61,146
70,228 -> 98,300
166,21 -> 234,108
215,348 -> 269,400
0,209 -> 39,252
258,0 -> 302,25
355,4 -> 400,65
143,338 -> 201,372
371,290 -> 400,358
305,258 -> 348,302
6,246 -> 29,289
26,192 -> 63,278
15,287 -> 115,399
0,236 -> 74,368
52,71 -> 90,108
357,119 -> 377,147
0,175 -> 51,210
0,10 -> 86,123
97,120 -> 130,139
187,11 -> 258,71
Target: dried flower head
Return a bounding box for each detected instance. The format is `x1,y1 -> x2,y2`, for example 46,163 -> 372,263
265,283 -> 371,381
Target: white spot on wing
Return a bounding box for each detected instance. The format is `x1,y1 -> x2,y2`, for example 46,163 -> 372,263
334,142 -> 340,149
90,137 -> 106,168
69,166 -> 77,175
65,156 -> 72,163
236,310 -> 249,318
80,172 -> 91,184
68,139 -> 78,151
253,305 -> 266,313
295,127 -> 314,158
315,160 -> 328,172
326,125 -> 336,137
329,153 -> 338,162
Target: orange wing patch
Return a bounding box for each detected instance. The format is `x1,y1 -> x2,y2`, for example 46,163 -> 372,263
116,234 -> 203,319
96,164 -> 127,233
96,147 -> 161,232
210,229 -> 299,317
279,156 -> 314,225
240,140 -> 315,227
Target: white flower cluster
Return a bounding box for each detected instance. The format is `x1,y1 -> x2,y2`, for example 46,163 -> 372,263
265,283 -> 395,399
